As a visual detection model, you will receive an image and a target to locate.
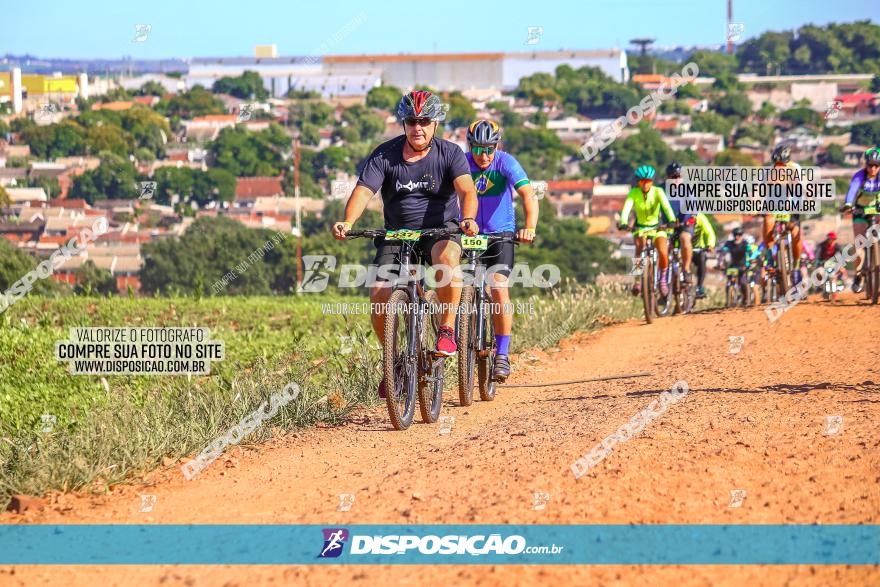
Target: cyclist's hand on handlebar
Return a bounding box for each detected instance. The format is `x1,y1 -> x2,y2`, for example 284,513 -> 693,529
332,221 -> 352,240
517,227 -> 536,244
460,218 -> 479,236
839,204 -> 853,214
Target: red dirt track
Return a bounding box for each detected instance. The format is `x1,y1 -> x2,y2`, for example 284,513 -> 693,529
4,293 -> 879,586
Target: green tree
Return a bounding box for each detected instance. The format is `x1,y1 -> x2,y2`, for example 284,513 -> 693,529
756,101 -> 777,120
84,124 -> 132,155
366,85 -> 403,111
443,91 -> 477,128
210,124 -> 289,176
851,120 -> 880,145
713,149 -> 758,166
140,216 -> 289,295
69,153 -> 139,204
0,238 -> 64,295
691,112 -> 735,137
159,86 -> 226,119
712,92 -> 752,119
340,105 -> 385,142
780,107 -> 823,128
212,70 -> 269,100
822,143 -> 847,166
138,81 -> 167,96
74,260 -> 116,296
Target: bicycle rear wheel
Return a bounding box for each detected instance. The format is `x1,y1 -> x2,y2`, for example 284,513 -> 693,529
418,290 -> 444,423
477,294 -> 497,401
777,239 -> 792,294
384,288 -> 417,430
870,242 -> 880,305
456,286 -> 476,406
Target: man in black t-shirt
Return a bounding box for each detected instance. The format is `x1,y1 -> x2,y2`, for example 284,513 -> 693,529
332,91 -> 478,397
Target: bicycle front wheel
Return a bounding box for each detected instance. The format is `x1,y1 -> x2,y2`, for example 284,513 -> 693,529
456,286 -> 476,406
477,295 -> 497,401
418,290 -> 444,423
384,288 -> 417,430
641,256 -> 654,324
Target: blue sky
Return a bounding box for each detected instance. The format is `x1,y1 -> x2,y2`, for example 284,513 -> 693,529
1,0 -> 871,59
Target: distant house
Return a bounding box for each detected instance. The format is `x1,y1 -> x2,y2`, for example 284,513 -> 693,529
184,114 -> 238,142
546,180 -> 593,218
665,132 -> 725,161
590,184 -> 631,222
0,167 -> 27,187
92,101 -> 134,111
6,187 -> 48,204
235,176 -> 284,207
834,92 -> 878,117
653,118 -> 679,134
0,220 -> 43,245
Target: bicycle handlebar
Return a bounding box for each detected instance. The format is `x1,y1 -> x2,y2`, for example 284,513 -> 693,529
345,227 -> 462,240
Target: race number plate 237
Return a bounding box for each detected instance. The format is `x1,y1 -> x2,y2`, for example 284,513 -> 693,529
385,229 -> 422,241
461,235 -> 489,250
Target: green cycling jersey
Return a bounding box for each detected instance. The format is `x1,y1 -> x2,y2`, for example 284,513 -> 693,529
620,185 -> 676,230
693,213 -> 716,249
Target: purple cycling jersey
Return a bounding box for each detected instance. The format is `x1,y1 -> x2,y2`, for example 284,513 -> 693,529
845,168 -> 880,207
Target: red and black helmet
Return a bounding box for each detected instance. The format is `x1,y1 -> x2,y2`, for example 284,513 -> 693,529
396,90 -> 446,123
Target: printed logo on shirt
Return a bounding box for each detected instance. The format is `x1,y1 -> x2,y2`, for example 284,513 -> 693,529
396,179 -> 430,192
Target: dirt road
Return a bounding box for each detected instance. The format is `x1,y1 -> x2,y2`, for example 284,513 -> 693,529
4,294 -> 879,586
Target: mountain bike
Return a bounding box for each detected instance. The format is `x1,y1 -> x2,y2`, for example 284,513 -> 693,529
456,233 -> 520,406
666,227 -> 696,315
862,208 -> 880,305
631,225 -> 670,324
770,218 -> 796,297
345,227 -> 454,430
722,262 -> 755,307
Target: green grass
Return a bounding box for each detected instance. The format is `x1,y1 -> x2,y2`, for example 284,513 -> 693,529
0,286 -> 645,504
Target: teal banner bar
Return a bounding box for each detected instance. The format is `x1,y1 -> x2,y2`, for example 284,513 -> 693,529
1,525 -> 877,565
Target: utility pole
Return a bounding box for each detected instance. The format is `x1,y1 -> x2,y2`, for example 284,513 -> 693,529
727,0 -> 734,55
292,135 -> 303,294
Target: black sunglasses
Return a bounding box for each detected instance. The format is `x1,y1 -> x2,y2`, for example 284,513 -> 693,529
405,117 -> 433,127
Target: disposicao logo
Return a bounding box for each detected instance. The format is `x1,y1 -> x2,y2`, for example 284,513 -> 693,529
318,528 -> 349,558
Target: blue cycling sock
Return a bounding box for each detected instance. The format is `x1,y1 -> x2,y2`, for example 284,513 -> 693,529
495,335 -> 511,356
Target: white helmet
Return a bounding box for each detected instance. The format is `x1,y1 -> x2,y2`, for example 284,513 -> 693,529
745,235 -> 755,245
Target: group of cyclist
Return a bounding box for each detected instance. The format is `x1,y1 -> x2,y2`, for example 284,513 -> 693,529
618,143 -> 880,304
331,90 -> 537,397
331,89 -> 880,398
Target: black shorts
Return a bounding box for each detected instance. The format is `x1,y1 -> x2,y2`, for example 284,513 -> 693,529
477,231 -> 516,278
371,220 -> 461,282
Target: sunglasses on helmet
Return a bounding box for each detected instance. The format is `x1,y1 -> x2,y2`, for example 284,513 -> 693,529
471,145 -> 496,156
405,117 -> 433,127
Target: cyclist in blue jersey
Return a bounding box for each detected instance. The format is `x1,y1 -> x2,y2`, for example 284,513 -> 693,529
841,147 -> 880,293
465,119 -> 539,379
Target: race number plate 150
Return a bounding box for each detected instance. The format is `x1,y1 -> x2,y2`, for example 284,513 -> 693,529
461,235 -> 489,250
385,229 -> 422,241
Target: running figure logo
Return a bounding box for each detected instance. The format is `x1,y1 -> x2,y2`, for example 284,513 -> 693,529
300,255 -> 336,293
318,528 -> 349,558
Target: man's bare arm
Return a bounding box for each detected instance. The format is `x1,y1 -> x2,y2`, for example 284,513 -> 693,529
332,185 -> 375,239
344,185 -> 375,224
